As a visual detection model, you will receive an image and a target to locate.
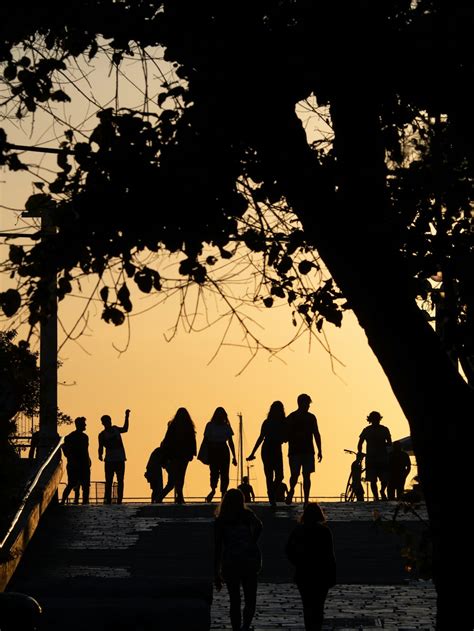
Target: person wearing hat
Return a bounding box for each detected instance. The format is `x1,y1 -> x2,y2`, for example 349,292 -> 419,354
357,411 -> 392,501
285,393 -> 323,506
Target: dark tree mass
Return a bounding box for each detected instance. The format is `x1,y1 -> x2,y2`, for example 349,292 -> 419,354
0,3 -> 472,627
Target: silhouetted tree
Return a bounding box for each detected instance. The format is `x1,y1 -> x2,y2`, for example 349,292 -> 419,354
0,3 -> 472,626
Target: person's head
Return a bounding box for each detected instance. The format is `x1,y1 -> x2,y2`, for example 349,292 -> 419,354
242,476 -> 249,484
75,416 -> 86,431
101,415 -> 112,429
210,406 -> 229,425
300,502 -> 326,525
171,407 -> 196,430
366,410 -> 382,425
267,400 -> 285,420
216,488 -> 246,521
297,393 -> 312,411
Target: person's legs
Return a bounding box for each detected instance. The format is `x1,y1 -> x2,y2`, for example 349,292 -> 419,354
263,458 -> 276,504
104,461 -> 114,504
225,576 -> 242,631
115,461 -> 125,504
286,455 -> 301,504
160,459 -> 177,500
219,450 -> 231,496
296,581 -> 327,631
302,472 -> 312,505
81,465 -> 91,504
174,460 -> 189,503
241,573 -> 258,630
207,460 -> 219,501
370,480 -> 379,501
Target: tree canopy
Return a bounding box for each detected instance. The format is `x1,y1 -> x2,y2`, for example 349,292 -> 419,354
0,2 -> 473,626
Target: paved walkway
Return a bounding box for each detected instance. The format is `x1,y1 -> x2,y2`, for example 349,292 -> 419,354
7,501 -> 435,630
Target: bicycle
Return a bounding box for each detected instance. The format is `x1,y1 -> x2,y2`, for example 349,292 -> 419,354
342,449 -> 366,502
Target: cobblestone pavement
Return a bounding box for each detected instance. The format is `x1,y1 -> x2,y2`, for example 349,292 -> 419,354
210,581 -> 436,630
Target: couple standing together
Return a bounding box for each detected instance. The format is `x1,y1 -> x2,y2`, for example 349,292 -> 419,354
240,393 -> 322,506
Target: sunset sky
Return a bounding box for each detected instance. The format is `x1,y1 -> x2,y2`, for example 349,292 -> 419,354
0,48 -> 414,502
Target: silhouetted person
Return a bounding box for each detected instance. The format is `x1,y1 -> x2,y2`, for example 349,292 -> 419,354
61,417 -> 91,505
145,445 -> 165,503
214,488 -> 263,631
357,410 -> 392,501
286,503 -> 336,631
203,407 -> 237,502
351,452 -> 365,501
237,476 -> 255,503
247,400 -> 287,506
387,441 -> 411,500
285,394 -> 322,506
98,408 -> 130,504
158,407 -> 197,504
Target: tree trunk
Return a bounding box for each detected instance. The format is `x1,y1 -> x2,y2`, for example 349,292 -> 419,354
250,99 -> 473,628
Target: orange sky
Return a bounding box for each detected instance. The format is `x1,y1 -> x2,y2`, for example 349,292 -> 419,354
0,49 -> 413,502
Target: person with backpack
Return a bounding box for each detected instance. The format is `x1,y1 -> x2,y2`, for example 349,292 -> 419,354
214,488 -> 263,631
286,503 -> 336,631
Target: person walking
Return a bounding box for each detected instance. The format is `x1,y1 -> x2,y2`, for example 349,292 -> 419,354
387,440 -> 411,500
61,416 -> 91,504
144,445 -> 165,503
357,410 -> 392,501
246,400 -> 287,507
286,502 -> 336,631
158,407 -> 197,504
285,394 -> 322,506
350,452 -> 365,502
203,407 -> 237,503
214,488 -> 263,631
98,408 -> 130,504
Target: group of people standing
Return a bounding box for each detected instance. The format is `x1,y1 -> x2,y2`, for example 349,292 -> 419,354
60,409 -> 130,505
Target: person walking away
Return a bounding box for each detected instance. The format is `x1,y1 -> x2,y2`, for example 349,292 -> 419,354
203,407 -> 237,503
98,408 -> 130,504
237,476 -> 255,503
214,488 -> 263,631
61,416 -> 91,504
286,502 -> 336,631
285,394 -> 322,506
158,407 -> 197,504
247,400 -> 287,507
145,445 -> 165,503
351,452 -> 365,501
387,440 -> 411,500
357,410 -> 391,501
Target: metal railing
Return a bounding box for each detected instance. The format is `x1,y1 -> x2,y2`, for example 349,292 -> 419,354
0,437 -> 63,551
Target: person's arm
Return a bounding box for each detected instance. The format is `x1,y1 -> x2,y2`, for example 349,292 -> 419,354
357,433 -> 364,454
386,427 -> 392,448
250,485 -> 256,501
228,436 -> 237,466
247,428 -> 265,461
313,417 -> 323,462
119,408 -> 130,433
98,432 -> 104,461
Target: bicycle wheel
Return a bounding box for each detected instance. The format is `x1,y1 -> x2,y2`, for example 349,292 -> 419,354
344,474 -> 356,502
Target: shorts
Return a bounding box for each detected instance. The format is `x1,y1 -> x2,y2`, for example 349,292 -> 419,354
289,452 -> 315,477
365,460 -> 388,483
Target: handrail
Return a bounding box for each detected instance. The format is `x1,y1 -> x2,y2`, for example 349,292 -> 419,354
0,437 -> 63,550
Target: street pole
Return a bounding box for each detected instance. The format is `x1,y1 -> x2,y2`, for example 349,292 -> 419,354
238,413 -> 244,485
22,209 -> 58,458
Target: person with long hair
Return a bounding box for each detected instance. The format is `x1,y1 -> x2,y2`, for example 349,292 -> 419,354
246,400 -> 287,506
285,502 -> 336,631
203,407 -> 237,503
214,488 -> 263,631
158,407 -> 197,504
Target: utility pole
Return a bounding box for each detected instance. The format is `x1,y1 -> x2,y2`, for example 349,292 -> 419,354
238,412 -> 244,485
21,208 -> 59,458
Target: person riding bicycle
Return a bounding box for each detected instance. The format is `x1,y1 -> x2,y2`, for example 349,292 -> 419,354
350,452 -> 365,502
